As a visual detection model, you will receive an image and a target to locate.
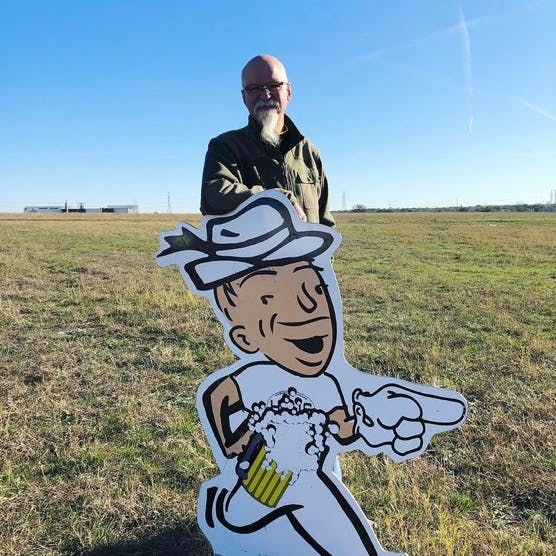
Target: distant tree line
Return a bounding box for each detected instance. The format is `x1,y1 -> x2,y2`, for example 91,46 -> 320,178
346,203 -> 556,213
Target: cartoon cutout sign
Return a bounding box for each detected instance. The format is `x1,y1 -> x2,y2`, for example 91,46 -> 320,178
157,191 -> 467,556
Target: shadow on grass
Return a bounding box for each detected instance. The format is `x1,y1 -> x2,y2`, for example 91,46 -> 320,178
76,521 -> 212,556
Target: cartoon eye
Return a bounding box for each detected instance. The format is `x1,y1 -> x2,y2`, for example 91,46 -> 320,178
260,295 -> 274,305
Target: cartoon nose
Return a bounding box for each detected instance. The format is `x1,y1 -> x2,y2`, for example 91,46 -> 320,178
296,282 -> 317,313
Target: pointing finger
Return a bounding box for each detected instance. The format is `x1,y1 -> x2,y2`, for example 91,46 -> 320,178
414,391 -> 467,425
373,384 -> 467,426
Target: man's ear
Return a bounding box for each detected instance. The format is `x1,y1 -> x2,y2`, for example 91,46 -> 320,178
241,90 -> 249,110
230,325 -> 258,354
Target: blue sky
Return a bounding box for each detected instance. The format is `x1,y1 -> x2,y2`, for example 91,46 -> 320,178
1,0 -> 555,213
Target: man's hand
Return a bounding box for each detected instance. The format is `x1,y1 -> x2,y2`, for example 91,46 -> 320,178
226,430 -> 254,458
352,384 -> 466,457
292,201 -> 307,222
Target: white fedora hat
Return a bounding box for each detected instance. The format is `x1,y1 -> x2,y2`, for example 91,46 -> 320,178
157,192 -> 338,291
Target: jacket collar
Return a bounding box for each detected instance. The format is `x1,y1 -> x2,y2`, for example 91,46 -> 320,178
247,114 -> 304,152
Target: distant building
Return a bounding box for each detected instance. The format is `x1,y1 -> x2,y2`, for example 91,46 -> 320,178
23,204 -> 139,214
24,205 -> 65,213
105,204 -> 139,213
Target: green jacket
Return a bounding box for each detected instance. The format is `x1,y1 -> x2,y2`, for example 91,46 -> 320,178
200,115 -> 335,227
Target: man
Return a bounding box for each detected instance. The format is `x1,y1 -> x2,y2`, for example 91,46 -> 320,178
157,192 -> 467,556
200,54 -> 335,227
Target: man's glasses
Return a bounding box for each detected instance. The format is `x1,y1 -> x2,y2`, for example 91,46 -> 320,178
242,81 -> 287,94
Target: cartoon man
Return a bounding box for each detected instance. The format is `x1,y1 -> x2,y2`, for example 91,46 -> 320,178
157,191 -> 467,556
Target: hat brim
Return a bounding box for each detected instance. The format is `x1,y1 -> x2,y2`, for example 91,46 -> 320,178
190,231 -> 333,290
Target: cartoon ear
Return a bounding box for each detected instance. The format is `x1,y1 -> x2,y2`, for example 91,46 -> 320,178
230,325 -> 258,354
352,388 -> 363,403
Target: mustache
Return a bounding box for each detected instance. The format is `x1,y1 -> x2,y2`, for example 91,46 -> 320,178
254,100 -> 280,112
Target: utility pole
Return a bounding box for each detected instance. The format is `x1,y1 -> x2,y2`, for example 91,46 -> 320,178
167,192 -> 172,214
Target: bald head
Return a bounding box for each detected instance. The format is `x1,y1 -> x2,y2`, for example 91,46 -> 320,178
241,54 -> 288,88
240,54 -> 292,140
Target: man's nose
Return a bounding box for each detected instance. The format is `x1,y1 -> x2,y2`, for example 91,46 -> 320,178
260,87 -> 273,99
296,282 -> 317,313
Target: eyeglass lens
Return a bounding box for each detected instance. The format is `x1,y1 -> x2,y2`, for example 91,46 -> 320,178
243,82 -> 284,93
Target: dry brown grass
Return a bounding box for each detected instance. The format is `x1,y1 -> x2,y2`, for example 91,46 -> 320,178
0,211 -> 554,555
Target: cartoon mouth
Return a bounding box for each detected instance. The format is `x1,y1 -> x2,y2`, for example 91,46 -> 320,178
286,335 -> 326,354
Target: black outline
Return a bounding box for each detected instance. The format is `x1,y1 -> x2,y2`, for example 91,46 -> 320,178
318,470 -> 380,556
202,376 -> 250,457
287,513 -> 332,556
212,485 -> 303,534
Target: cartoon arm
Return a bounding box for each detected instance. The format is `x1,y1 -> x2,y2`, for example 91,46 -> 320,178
352,383 -> 467,458
202,376 -> 253,458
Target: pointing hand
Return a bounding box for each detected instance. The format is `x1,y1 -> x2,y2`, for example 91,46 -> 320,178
352,384 -> 467,457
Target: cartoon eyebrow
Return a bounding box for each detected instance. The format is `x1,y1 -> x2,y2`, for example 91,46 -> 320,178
292,263 -> 325,273
239,268 -> 277,286
292,263 -> 315,273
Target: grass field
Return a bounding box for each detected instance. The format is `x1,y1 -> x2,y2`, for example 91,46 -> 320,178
0,211 -> 554,556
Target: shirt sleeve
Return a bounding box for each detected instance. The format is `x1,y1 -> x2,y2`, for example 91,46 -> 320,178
200,138 -> 265,215
315,152 -> 335,228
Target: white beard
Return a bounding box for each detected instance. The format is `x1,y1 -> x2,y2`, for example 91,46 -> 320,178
254,101 -> 281,147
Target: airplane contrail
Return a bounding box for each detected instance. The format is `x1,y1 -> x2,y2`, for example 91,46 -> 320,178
522,101 -> 556,123
458,2 -> 473,134
351,0 -> 547,65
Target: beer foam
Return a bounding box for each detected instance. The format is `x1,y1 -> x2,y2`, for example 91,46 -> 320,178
248,388 -> 333,482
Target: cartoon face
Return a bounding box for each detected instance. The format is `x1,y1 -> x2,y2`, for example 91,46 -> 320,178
216,261 -> 336,376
